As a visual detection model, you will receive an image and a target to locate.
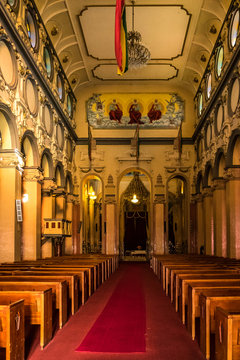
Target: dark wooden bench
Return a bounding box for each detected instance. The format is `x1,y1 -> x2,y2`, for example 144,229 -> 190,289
0,281 -> 67,329
0,289 -> 52,349
186,281 -> 240,339
215,307 -> 240,360
199,290 -> 240,359
0,298 -> 24,360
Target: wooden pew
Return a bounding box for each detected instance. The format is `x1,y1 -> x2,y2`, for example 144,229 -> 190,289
0,266 -> 89,303
186,281 -> 240,339
10,272 -> 79,314
0,298 -> 24,360
175,272 -> 240,312
0,289 -> 52,349
199,290 -> 240,360
172,269 -> 239,305
215,307 -> 240,360
0,281 -> 67,329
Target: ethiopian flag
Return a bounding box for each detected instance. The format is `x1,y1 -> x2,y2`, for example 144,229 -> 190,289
115,0 -> 128,75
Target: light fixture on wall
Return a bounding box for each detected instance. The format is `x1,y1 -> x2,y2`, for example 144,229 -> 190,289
88,186 -> 97,200
131,194 -> 139,203
127,0 -> 150,69
22,194 -> 29,203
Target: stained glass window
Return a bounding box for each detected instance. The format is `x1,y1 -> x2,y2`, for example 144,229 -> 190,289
43,47 -> 53,79
229,9 -> 239,48
215,46 -> 224,78
67,94 -> 73,118
25,9 -> 38,49
57,73 -> 64,101
198,92 -> 203,116
206,73 -> 212,99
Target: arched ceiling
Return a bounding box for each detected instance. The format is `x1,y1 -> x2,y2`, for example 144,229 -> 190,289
35,0 -> 231,96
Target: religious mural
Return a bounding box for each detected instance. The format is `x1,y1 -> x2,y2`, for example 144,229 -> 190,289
87,93 -> 184,129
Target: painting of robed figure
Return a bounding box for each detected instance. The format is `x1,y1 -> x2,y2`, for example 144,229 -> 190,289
87,93 -> 184,129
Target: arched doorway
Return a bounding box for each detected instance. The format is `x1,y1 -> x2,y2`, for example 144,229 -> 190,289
82,175 -> 103,253
119,171 -> 150,261
167,176 -> 188,254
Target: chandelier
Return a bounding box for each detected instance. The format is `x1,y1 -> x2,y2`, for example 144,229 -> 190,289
127,0 -> 150,69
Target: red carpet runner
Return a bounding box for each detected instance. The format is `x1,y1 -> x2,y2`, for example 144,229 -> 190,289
76,265 -> 146,353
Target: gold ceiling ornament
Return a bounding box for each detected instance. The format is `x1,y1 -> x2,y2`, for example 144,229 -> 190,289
123,172 -> 149,204
127,0 -> 150,69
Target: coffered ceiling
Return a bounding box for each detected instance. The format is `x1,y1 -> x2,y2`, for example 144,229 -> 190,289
35,0 -> 231,95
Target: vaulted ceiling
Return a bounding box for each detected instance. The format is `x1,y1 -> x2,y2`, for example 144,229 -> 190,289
35,0 -> 231,96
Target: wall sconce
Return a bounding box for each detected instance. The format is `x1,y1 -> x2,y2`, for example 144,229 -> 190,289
22,194 -> 29,203
88,186 -> 97,200
131,194 -> 139,204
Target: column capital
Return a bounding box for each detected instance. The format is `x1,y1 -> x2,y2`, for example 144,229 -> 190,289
202,187 -> 213,198
22,166 -> 43,183
212,178 -> 226,190
0,149 -> 24,173
224,167 -> 240,181
154,194 -> 165,204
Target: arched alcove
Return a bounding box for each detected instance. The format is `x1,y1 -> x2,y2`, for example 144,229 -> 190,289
167,175 -> 188,254
81,175 -> 103,254
55,162 -> 64,188
0,104 -> 19,150
21,131 -> 39,167
118,169 -> 151,261
41,150 -> 53,178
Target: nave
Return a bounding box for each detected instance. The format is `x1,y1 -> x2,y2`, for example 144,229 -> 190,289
28,263 -> 204,360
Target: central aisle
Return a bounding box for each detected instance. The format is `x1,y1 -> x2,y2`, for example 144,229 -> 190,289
29,263 -> 204,360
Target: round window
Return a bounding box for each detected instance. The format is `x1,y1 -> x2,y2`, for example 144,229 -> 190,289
56,123 -> 64,149
215,46 -> 224,78
43,104 -> 53,136
0,40 -> 16,87
230,77 -> 240,114
229,9 -> 240,48
43,47 -> 53,79
206,124 -> 212,148
57,73 -> 65,101
25,9 -> 38,49
26,77 -> 38,115
206,73 -> 212,100
215,103 -> 224,134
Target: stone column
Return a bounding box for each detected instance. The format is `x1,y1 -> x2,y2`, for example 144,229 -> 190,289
22,167 -> 43,260
203,187 -> 214,255
54,187 -> 66,255
105,202 -> 116,255
41,179 -> 56,258
0,150 -> 24,262
190,196 -> 197,254
196,194 -> 204,254
72,198 -> 80,254
153,194 -> 165,254
213,179 -> 227,257
225,167 -> 240,258
65,194 -> 74,255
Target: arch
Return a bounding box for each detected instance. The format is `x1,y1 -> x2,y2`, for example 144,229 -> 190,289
117,167 -> 152,190
54,162 -> 65,187
65,171 -> 73,194
203,162 -> 213,187
40,149 -> 54,178
213,148 -> 226,178
226,129 -> 240,167
21,130 -> 40,166
196,171 -> 203,194
0,103 -> 19,149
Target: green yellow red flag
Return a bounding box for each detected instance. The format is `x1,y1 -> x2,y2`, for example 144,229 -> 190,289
115,0 -> 128,75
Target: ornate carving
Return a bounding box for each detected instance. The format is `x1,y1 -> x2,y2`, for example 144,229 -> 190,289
0,150 -> 24,173
22,167 -> 44,183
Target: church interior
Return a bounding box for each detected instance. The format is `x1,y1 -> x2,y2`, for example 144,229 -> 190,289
1,0 -> 240,359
